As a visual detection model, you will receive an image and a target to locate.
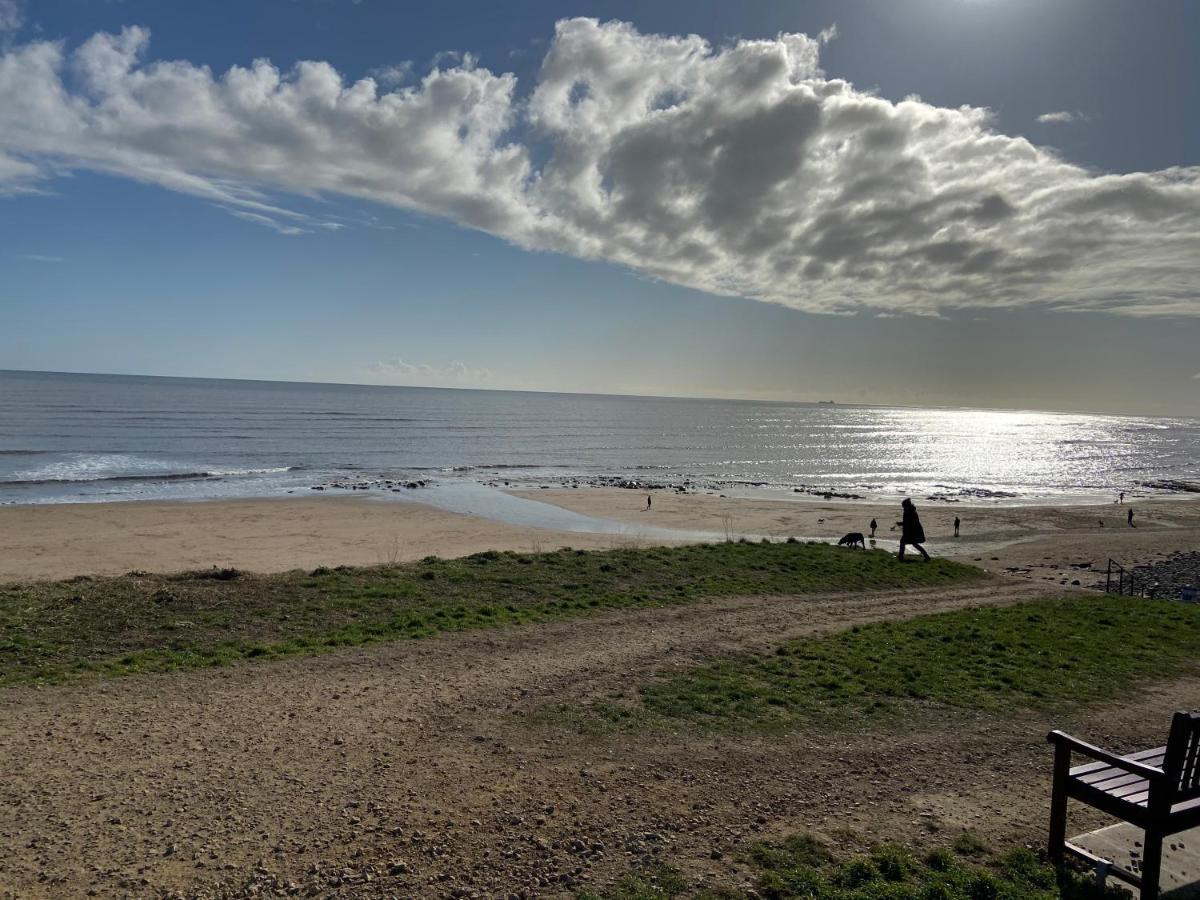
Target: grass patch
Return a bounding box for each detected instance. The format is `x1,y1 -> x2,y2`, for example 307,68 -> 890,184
0,543 -> 979,687
575,595 -> 1200,732
579,833 -> 1123,900
578,865 -> 693,900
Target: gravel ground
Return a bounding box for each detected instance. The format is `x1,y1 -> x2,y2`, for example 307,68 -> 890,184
0,578 -> 1190,899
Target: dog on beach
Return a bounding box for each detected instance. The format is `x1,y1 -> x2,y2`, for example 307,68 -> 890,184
837,532 -> 866,549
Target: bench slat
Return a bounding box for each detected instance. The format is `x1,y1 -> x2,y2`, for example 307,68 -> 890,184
1107,781 -> 1151,801
1179,726 -> 1200,799
1070,746 -> 1165,778
1082,770 -> 1152,792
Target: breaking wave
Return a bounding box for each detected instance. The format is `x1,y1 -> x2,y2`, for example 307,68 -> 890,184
0,465 -> 301,487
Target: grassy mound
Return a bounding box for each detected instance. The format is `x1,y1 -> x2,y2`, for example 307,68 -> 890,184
581,595 -> 1200,731
0,541 -> 980,687
581,833 -> 1122,900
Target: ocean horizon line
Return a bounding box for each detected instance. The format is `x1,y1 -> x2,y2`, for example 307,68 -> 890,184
2,368 -> 1190,422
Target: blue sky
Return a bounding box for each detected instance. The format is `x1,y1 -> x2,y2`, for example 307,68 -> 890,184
1,0 -> 1198,414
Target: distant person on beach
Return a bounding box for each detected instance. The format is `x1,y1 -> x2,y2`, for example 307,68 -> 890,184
1119,491 -> 1125,504
954,516 -> 960,537
898,498 -> 930,561
1128,508 -> 1135,527
647,495 -> 652,511
869,518 -> 877,538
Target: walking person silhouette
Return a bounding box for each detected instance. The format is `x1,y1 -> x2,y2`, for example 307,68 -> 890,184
898,498 -> 931,561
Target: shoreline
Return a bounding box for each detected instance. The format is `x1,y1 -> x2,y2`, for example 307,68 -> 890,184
1,487 -> 1197,584
5,462 -> 1198,512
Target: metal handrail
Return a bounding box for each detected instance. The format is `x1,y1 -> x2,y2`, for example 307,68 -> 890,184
1106,558 -> 1158,599
1106,558 -> 1126,594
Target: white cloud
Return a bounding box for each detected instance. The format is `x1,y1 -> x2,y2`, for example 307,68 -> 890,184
0,150 -> 39,194
1037,110 -> 1086,124
369,357 -> 492,383
223,207 -> 306,235
430,49 -> 476,71
0,0 -> 23,35
1,19 -> 1198,317
0,26 -> 531,236
368,61 -> 413,87
19,253 -> 63,262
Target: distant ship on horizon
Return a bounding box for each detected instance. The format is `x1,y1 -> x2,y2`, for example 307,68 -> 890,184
817,399 -> 835,404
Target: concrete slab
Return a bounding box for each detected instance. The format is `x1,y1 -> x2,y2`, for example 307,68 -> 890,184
1072,823 -> 1200,898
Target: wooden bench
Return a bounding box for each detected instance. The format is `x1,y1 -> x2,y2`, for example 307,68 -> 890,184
1048,712 -> 1200,899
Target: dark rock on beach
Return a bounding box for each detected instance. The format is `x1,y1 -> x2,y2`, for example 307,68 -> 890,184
1108,551 -> 1200,599
1142,480 -> 1200,494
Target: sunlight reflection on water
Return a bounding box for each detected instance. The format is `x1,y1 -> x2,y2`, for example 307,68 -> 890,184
1,371 -> 1195,506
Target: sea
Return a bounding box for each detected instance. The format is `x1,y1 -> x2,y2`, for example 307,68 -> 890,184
1,370 -> 1197,515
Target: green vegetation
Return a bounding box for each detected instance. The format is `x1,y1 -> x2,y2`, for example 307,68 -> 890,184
579,833 -> 1122,900
580,865 -> 692,900
0,542 -> 979,687
577,595 -> 1200,732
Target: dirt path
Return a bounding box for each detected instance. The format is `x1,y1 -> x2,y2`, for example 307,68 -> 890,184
0,578 -> 1187,898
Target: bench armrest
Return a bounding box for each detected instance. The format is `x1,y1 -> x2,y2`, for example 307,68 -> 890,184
1047,730 -> 1166,781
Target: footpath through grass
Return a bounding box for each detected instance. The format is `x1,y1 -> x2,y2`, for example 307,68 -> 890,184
0,541 -> 978,687
577,595 -> 1200,732
580,832 -> 1120,900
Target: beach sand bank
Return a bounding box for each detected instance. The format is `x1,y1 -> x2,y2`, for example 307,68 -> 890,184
1,489 -> 1197,583
515,488 -> 1200,587
0,496 -> 627,582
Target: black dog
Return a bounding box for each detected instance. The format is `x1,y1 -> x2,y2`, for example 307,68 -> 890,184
837,532 -> 866,549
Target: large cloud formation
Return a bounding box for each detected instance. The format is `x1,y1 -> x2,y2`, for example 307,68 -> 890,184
2,18 -> 1198,317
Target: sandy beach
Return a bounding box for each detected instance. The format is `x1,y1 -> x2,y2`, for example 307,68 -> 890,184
1,489 -> 1198,583
516,488 -> 1200,587
0,496 -> 631,583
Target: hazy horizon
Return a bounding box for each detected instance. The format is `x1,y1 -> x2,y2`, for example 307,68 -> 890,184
5,366 -> 1197,421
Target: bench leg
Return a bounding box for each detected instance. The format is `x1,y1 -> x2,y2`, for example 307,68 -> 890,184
1048,743 -> 1069,861
1140,830 -> 1163,900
